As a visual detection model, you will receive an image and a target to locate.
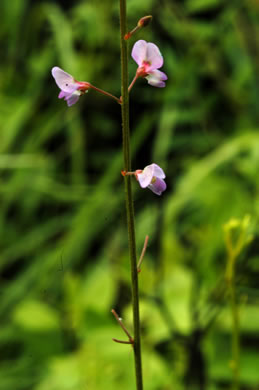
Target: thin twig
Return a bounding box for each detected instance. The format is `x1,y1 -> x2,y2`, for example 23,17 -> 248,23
89,84 -> 121,104
111,309 -> 134,342
137,235 -> 149,272
112,338 -> 134,344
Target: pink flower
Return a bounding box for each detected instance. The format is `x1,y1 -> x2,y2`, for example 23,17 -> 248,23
136,164 -> 166,195
51,67 -> 90,106
131,40 -> 167,88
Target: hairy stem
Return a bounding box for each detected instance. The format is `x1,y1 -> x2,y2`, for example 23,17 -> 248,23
119,1 -> 143,389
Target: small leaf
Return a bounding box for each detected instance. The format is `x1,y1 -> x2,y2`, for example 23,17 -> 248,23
13,300 -> 59,331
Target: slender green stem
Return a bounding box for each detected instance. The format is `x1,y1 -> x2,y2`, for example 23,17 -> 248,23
119,1 -> 143,389
230,283 -> 240,390
226,255 -> 240,390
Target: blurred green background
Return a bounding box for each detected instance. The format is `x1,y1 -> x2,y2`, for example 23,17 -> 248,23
1,0 -> 259,389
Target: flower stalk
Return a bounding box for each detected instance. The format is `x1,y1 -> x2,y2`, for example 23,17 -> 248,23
128,73 -> 139,93
88,84 -> 121,104
120,0 -> 144,389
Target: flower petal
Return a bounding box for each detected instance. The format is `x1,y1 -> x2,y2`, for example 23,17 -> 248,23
64,90 -> 81,106
148,178 -> 167,195
131,40 -> 147,66
58,89 -> 81,106
146,42 -> 164,70
146,70 -> 167,88
137,164 -> 154,188
58,90 -> 66,99
152,163 -> 166,179
52,67 -> 78,93
66,93 -> 80,106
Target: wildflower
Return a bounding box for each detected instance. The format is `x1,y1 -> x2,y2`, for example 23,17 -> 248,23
131,40 -> 167,87
51,67 -> 90,106
136,163 -> 167,195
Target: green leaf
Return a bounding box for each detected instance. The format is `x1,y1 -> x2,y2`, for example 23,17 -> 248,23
13,300 -> 59,331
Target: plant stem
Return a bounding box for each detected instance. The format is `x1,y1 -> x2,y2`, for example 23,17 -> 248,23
89,84 -> 121,104
137,235 -> 149,272
128,73 -> 139,93
119,1 -> 143,390
227,256 -> 240,390
111,309 -> 134,342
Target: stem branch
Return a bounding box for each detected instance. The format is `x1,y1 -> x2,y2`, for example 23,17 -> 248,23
89,84 -> 121,104
128,73 -> 139,93
137,235 -> 149,272
111,309 -> 134,342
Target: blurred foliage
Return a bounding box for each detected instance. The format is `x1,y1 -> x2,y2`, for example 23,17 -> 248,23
1,0 -> 259,389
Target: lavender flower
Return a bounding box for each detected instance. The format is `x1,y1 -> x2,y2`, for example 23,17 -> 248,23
51,67 -> 90,106
136,164 -> 166,195
131,40 -> 167,87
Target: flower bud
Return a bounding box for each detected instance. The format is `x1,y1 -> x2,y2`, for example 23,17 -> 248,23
137,15 -> 152,28
124,15 -> 153,40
